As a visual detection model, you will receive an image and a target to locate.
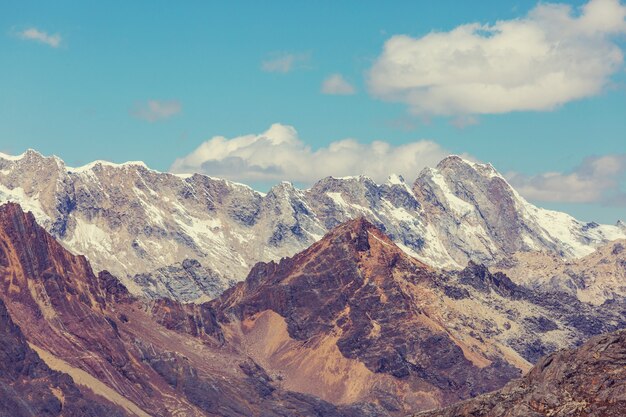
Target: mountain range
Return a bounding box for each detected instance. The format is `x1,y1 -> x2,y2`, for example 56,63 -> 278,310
1,150 -> 624,303
1,200 -> 626,416
2,149 -> 626,416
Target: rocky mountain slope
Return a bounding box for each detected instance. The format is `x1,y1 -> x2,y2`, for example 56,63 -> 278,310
413,158 -> 623,264
495,239 -> 626,305
0,297 -> 130,417
131,258 -> 235,303
414,329 -> 626,417
0,202 -> 385,417
0,150 -> 623,301
211,217 -> 626,413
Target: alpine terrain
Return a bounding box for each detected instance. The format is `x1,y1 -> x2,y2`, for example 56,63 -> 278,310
0,150 -> 623,302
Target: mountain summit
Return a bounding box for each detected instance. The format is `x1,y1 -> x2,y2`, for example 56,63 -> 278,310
213,216 -> 521,412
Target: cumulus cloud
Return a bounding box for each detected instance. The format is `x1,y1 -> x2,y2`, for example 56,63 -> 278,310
170,123 -> 457,184
321,74 -> 356,95
17,27 -> 61,48
131,100 -> 181,122
261,52 -> 310,73
368,0 -> 626,115
507,154 -> 626,205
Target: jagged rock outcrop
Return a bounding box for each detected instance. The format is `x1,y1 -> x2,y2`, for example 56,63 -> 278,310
0,150 -> 623,302
132,258 -> 234,302
414,329 -> 626,417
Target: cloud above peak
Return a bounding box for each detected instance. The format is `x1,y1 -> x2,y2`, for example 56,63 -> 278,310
170,123 -> 456,184
368,0 -> 626,116
507,154 -> 626,205
17,27 -> 62,48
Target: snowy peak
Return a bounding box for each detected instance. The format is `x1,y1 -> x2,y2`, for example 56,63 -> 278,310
68,159 -> 150,173
0,148 -> 48,162
414,154 -> 626,266
0,149 -> 624,303
414,156 -> 524,265
386,173 -> 406,185
435,155 -> 502,179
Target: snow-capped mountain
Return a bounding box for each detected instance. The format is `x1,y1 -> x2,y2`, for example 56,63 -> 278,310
414,156 -> 624,266
0,149 -> 623,301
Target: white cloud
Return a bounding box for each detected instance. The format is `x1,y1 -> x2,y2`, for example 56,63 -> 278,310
321,74 -> 356,95
368,0 -> 626,115
261,52 -> 310,73
507,154 -> 626,204
170,123 -> 458,184
131,100 -> 181,122
17,27 -> 61,48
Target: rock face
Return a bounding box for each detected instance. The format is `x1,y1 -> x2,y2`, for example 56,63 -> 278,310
0,297 -> 129,417
132,258 -> 234,302
213,219 -> 520,413
412,157 -> 620,265
212,217 -> 626,414
414,329 -> 626,417
0,150 -> 623,302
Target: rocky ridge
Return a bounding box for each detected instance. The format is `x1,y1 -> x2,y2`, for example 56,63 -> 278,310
414,329 -> 626,417
0,297 -> 130,417
495,239 -> 626,305
0,150 -> 623,301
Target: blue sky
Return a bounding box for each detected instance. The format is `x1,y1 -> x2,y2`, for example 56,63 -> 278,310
1,0 -> 625,222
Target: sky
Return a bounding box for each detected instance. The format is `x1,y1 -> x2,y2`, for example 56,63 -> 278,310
1,0 -> 625,223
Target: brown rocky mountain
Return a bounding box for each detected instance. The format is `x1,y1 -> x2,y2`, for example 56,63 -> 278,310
211,217 -> 626,414
0,297 -> 129,417
2,201 -> 626,416
0,202 -> 383,417
212,218 -> 521,413
414,329 -> 626,417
